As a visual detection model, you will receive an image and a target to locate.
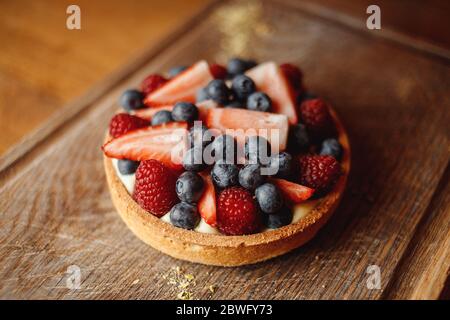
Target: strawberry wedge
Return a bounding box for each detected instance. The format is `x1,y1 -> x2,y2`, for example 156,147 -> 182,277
102,122 -> 188,170
246,62 -> 298,124
205,108 -> 289,152
144,60 -> 214,106
135,100 -> 219,122
198,172 -> 216,226
134,105 -> 173,120
270,178 -> 314,203
196,100 -> 220,122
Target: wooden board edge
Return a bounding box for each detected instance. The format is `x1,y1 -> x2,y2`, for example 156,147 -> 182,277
381,162 -> 450,299
274,0 -> 450,64
0,0 -> 221,177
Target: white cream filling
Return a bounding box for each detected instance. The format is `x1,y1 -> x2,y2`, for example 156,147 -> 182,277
161,212 -> 220,234
292,200 -> 317,223
112,159 -> 136,194
112,159 -> 314,234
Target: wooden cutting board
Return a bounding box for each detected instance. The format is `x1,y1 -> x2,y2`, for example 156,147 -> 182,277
0,0 -> 449,299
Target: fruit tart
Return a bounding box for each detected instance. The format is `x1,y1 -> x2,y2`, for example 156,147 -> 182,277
102,59 -> 350,266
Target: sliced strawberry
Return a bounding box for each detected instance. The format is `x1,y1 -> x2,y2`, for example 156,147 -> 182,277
144,60 -> 214,106
102,122 -> 188,170
270,178 -> 314,203
198,172 -> 216,226
197,100 -> 219,122
205,108 -> 289,152
246,62 -> 298,124
134,100 -> 219,122
134,105 -> 173,120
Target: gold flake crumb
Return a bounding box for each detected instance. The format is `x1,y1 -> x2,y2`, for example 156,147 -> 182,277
177,291 -> 191,300
162,266 -> 198,300
185,274 -> 195,281
208,285 -> 215,293
132,279 -> 139,285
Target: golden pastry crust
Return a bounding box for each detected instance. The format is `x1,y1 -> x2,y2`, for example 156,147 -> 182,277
103,107 -> 350,266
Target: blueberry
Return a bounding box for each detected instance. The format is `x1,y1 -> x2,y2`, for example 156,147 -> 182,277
255,183 -> 283,214
168,65 -> 187,77
172,102 -> 199,122
227,58 -> 257,76
117,159 -> 140,175
211,161 -> 239,188
268,152 -> 292,178
176,171 -> 204,203
206,79 -> 230,104
169,202 -> 200,230
188,124 -> 214,149
239,164 -> 265,190
244,136 -> 271,165
231,75 -> 256,101
320,138 -> 342,160
151,110 -> 172,126
247,92 -> 272,112
264,206 -> 292,229
119,89 -> 145,111
211,134 -> 237,162
196,87 -> 210,103
183,146 -> 206,172
288,123 -> 310,150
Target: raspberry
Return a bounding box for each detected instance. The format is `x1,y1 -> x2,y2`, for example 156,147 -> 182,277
216,187 -> 261,235
141,74 -> 168,95
133,160 -> 178,217
109,113 -> 148,138
209,64 -> 228,80
280,63 -> 303,90
299,98 -> 335,140
299,155 -> 341,195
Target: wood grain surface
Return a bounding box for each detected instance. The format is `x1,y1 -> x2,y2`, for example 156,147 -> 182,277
0,0 -> 449,299
0,0 -> 209,155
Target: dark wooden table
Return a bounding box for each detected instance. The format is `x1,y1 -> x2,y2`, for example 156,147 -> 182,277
0,0 -> 449,299
0,0 -> 208,155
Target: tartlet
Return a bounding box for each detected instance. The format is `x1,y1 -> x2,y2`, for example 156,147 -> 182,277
102,59 -> 350,266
